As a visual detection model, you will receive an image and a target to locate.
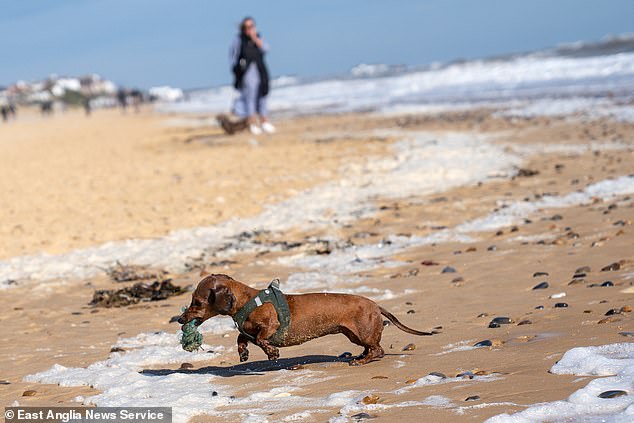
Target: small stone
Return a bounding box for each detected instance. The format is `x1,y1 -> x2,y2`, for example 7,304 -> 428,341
339,352 -> 353,359
421,260 -> 439,266
0,380 -> 10,385
428,372 -> 447,378
361,394 -> 380,405
618,332 -> 634,338
573,273 -> 587,279
474,340 -> 492,347
533,271 -> 549,277
371,375 -> 388,379
621,305 -> 632,313
407,309 -> 416,314
488,322 -> 500,328
583,310 -> 592,313
550,292 -> 566,299
457,371 -> 474,379
487,245 -> 497,251
466,247 -> 477,252
598,317 -> 621,324
287,364 -> 304,371
211,391 -> 218,396
110,347 -> 125,353
383,320 -> 391,327
180,363 -> 194,369
575,266 -> 591,273
601,262 -> 621,271
22,390 -> 37,396
554,303 -> 569,308
477,313 -> 489,318
405,379 -> 417,385
441,266 -> 456,273
465,395 -> 481,402
489,317 -> 513,326
451,277 -> 464,283
402,343 -> 416,351
495,230 -> 504,236
605,308 -> 621,316
351,413 -> 375,421
535,305 -> 544,310
517,320 -> 532,326
532,282 -> 549,290
601,281 -> 614,287
598,390 -> 627,399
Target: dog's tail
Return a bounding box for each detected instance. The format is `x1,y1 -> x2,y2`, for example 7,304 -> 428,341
380,307 -> 439,336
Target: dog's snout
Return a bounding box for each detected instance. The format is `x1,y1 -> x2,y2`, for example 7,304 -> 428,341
177,316 -> 186,324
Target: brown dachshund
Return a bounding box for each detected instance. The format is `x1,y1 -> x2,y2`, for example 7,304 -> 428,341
178,274 -> 437,365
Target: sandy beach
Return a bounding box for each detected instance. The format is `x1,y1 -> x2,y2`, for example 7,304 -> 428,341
0,105 -> 632,422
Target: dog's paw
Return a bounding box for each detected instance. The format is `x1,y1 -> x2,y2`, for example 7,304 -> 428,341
267,351 -> 280,361
348,359 -> 362,366
239,349 -> 249,362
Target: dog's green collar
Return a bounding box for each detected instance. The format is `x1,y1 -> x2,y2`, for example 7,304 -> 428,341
232,279 -> 291,346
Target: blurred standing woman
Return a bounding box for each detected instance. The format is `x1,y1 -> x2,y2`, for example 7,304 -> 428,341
218,17 -> 276,135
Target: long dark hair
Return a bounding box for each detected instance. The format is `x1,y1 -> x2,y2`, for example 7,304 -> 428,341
240,16 -> 254,35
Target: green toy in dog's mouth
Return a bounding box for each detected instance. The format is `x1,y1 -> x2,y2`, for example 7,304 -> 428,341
180,319 -> 203,352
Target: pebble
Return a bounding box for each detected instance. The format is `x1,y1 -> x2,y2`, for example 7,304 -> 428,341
338,352 -> 353,359
402,343 -> 416,351
601,262 -> 621,271
572,273 -> 587,279
533,272 -> 549,277
474,340 -> 493,347
405,379 -> 418,385
351,413 -> 375,420
487,245 -> 497,251
618,332 -> 634,338
452,277 -> 464,283
605,308 -> 621,316
550,292 -> 566,299
601,281 -> 614,287
428,372 -> 447,378
489,317 -> 513,328
517,320 -> 532,326
465,395 -> 481,402
575,266 -> 591,273
0,380 -> 10,385
421,260 -> 439,266
532,282 -> 549,290
361,395 -> 380,405
441,266 -> 457,273
598,390 -> 627,399
371,375 -> 388,379
287,364 -> 305,371
466,246 -> 477,252
477,313 -> 489,318
179,363 -> 194,369
535,305 -> 544,310
407,309 -> 416,314
110,347 -> 125,353
554,303 -> 569,308
622,305 -> 632,312
457,371 -> 474,379
22,390 -> 37,397
598,317 -> 620,324
211,391 -> 218,397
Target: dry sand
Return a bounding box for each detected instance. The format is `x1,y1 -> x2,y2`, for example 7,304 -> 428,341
0,108 -> 632,422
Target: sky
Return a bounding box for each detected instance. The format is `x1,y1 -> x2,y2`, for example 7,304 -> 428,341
0,0 -> 633,90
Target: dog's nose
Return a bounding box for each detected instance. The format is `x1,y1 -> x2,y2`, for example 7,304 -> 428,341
177,316 -> 186,324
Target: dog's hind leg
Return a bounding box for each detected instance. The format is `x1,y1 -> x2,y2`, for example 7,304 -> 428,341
342,311 -> 385,366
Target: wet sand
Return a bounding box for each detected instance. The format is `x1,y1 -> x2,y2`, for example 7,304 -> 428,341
0,108 -> 633,422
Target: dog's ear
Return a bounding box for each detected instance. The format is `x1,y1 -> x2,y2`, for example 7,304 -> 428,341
209,285 -> 235,315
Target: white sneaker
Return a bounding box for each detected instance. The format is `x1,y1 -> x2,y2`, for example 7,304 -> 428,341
261,122 -> 276,134
249,124 -> 262,135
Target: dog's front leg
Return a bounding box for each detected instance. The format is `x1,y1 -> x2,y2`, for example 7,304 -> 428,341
237,334 -> 250,362
255,327 -> 280,361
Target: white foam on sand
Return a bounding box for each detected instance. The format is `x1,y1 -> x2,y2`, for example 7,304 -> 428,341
0,131 -> 520,286
487,343 -> 634,423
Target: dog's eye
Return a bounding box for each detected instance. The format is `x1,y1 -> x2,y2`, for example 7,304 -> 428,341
192,300 -> 202,307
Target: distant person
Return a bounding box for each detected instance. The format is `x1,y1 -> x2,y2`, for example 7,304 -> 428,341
117,88 -> 127,113
217,16 -> 275,135
130,89 -> 143,113
83,96 -> 92,116
1,106 -> 7,122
